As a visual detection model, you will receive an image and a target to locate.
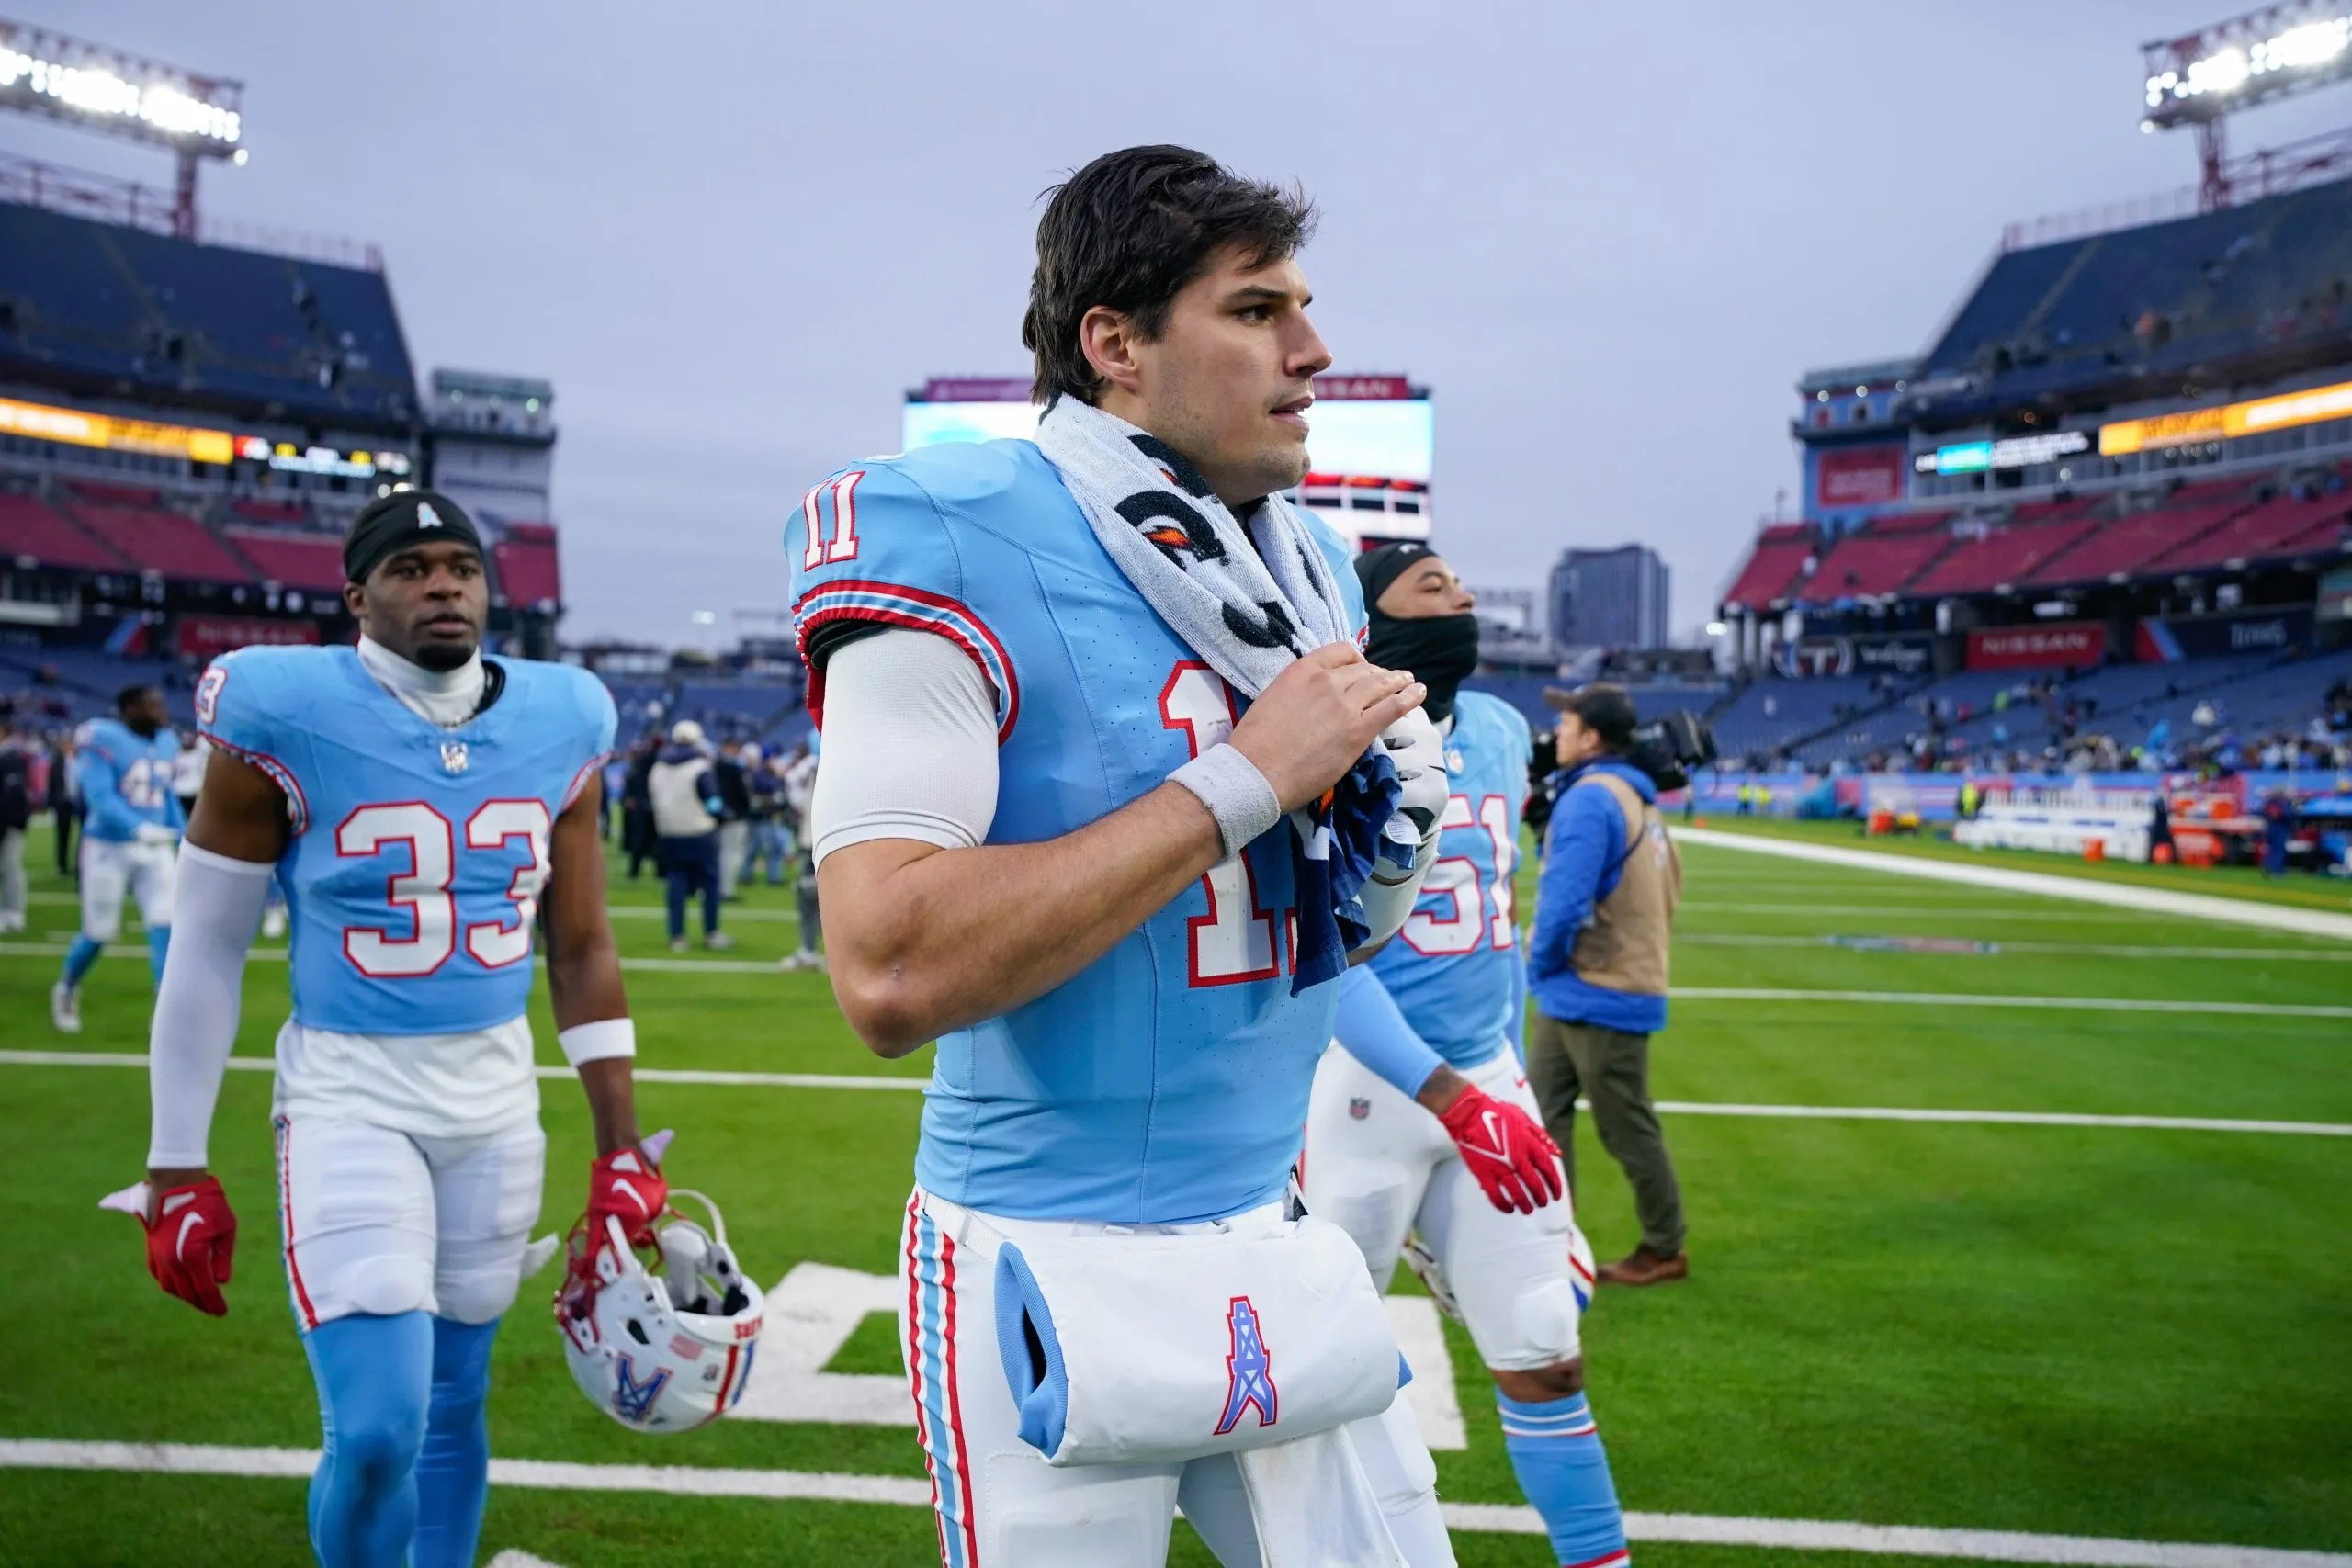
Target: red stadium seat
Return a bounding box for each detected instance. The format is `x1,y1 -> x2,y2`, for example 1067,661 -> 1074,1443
0,492 -> 133,572
492,534 -> 562,607
1719,533 -> 1816,609
69,502 -> 255,584
2023,499 -> 2255,587
1801,526 -> 1951,599
1906,518 -> 2101,596
226,526 -> 348,592
2145,488 -> 2352,572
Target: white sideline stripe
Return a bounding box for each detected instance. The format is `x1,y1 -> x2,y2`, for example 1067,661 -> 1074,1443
6,1052 -> 2345,1136
485,1555 -> 568,1568
1683,903 -> 2331,927
1652,1100 -> 2351,1138
1677,829 -> 2352,942
1679,934 -> 2349,962
3,1440 -> 2342,1566
1676,987 -> 2352,1020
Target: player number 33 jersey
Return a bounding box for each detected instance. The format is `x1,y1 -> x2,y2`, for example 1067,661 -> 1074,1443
197,646 -> 616,1037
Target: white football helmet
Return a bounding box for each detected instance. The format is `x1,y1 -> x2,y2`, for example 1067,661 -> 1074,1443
555,1189 -> 765,1434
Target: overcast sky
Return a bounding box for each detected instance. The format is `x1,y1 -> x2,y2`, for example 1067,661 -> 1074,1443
30,2 -> 2352,647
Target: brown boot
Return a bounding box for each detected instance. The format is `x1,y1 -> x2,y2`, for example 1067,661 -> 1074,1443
1597,1245 -> 1688,1286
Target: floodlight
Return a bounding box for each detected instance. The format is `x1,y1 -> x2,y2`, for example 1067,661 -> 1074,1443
2142,4 -> 2352,129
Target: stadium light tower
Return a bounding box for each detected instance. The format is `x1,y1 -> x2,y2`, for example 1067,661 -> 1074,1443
2141,2 -> 2352,209
0,16 -> 243,238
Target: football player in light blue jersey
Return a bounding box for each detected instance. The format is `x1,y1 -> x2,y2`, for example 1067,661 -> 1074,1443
1304,546 -> 1629,1568
51,684 -> 184,1033
115,491 -> 668,1568
800,147 -> 1468,1566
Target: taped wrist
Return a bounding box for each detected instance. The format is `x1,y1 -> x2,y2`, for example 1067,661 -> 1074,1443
1169,742 -> 1283,859
559,1018 -> 637,1066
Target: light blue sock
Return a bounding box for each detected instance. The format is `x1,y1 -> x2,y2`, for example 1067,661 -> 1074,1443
302,1312 -> 433,1568
1498,1390 -> 1629,1568
60,934 -> 104,989
145,925 -> 170,988
413,1316 -> 500,1568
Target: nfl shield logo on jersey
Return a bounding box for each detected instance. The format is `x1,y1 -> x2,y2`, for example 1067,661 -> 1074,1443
440,739 -> 469,774
1348,1097 -> 1372,1121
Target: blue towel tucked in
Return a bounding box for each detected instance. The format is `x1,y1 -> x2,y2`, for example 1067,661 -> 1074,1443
1288,750 -> 1403,995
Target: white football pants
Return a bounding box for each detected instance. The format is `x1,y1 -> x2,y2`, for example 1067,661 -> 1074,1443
897,1188 -> 1457,1568
78,837 -> 175,942
275,1114 -> 546,1330
1304,1044 -> 1588,1371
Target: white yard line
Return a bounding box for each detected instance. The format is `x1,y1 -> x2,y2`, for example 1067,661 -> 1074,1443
1,1438 -> 2340,1566
1679,933 -> 2348,962
1681,902 -> 2324,926
0,942 -> 797,976
1675,988 -> 2352,1020
7,1051 -> 2343,1135
1677,829 -> 2352,942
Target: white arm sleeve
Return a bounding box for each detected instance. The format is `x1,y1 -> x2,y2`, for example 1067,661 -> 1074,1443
1354,819 -> 1442,952
808,628 -> 1001,867
147,841 -> 274,1168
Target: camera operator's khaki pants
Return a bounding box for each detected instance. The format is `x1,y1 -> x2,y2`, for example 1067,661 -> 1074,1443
1525,1016 -> 1686,1258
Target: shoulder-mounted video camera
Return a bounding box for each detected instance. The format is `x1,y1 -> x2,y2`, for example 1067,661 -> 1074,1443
1625,710 -> 1718,795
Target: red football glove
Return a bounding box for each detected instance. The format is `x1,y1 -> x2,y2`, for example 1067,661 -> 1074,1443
586,1145 -> 668,1249
1438,1087 -> 1565,1215
138,1178 -> 239,1316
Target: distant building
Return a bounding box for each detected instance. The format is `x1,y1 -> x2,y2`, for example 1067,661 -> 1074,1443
1468,585 -> 1548,663
1549,545 -> 1669,651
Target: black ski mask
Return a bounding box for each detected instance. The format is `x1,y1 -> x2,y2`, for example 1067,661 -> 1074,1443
1366,608 -> 1481,727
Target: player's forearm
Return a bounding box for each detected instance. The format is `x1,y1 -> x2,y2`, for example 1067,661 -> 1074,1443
825,782 -> 1224,1056
574,1057 -> 642,1158
146,845 -> 273,1170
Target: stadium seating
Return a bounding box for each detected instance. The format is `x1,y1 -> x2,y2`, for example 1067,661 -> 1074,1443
1916,177 -> 2352,411
1711,674 -> 1892,761
2147,485 -> 2352,572
1717,524 -> 1815,610
1905,517 -> 2100,596
65,498 -> 254,584
492,523 -> 562,608
1800,526 -> 1951,600
0,493 -> 131,572
2024,498 -> 2253,587
0,201 -> 417,425
225,526 -> 346,592
1460,678 -> 1727,734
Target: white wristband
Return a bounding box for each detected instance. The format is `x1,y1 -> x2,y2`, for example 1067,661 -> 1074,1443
558,1018 -> 637,1067
1170,741 -> 1283,858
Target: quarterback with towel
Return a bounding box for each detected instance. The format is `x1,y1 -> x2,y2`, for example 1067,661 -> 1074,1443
797,147 -> 1451,1565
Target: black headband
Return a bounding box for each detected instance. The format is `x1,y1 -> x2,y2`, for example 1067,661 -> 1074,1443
344,490 -> 484,584
1353,541 -> 1434,612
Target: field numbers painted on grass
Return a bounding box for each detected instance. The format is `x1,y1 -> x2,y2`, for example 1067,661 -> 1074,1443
1160,662 -> 1283,986
336,800 -> 551,978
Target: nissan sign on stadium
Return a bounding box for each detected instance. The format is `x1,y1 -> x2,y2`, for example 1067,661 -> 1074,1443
1965,621 -> 2106,671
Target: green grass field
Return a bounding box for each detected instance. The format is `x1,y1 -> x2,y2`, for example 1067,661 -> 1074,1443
2,818 -> 2347,1567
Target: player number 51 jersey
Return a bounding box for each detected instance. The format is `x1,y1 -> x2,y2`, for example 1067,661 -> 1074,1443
198,646 -> 616,1036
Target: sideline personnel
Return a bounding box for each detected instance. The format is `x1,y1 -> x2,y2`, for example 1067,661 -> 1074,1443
1524,682 -> 1689,1287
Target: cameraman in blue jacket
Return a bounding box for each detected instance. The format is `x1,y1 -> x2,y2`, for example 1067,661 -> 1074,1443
1525,683 -> 1689,1287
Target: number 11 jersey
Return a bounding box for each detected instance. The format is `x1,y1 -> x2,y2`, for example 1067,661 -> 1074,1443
197,646 -> 614,1134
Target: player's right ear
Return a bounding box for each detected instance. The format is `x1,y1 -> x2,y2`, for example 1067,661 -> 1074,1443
1078,305 -> 1141,400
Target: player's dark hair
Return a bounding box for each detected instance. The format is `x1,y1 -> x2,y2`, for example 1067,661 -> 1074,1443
1023,146 -> 1317,405
116,683 -> 155,716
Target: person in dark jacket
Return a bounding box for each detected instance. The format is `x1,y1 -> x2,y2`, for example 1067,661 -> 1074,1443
2261,790 -> 2297,877
0,727 -> 31,933
621,737 -> 659,880
1523,683 -> 1690,1287
712,739 -> 753,901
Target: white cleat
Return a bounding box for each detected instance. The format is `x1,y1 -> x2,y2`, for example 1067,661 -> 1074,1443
51,981 -> 81,1034
261,908 -> 287,940
779,950 -> 827,974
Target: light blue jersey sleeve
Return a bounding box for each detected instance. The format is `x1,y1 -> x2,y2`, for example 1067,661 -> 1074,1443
196,650 -> 310,834
78,731 -> 136,839
1333,963 -> 1446,1100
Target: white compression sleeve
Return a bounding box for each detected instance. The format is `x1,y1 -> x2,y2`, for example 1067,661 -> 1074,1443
809,628 -> 1001,867
1354,819 -> 1442,952
147,842 -> 274,1168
